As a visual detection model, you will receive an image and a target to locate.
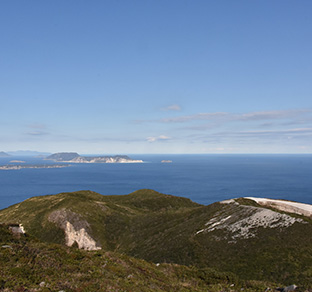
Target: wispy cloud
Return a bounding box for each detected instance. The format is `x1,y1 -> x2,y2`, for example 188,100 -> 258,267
187,127 -> 312,145
161,112 -> 228,123
146,135 -> 171,142
134,108 -> 312,126
236,127 -> 312,136
80,136 -> 143,143
160,109 -> 311,124
27,123 -> 47,129
161,104 -> 182,111
237,109 -> 310,121
25,123 -> 49,136
26,131 -> 49,136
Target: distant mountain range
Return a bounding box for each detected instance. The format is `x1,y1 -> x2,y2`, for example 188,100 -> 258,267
46,152 -> 143,163
1,189 -> 311,287
6,150 -> 52,156
0,151 -> 10,157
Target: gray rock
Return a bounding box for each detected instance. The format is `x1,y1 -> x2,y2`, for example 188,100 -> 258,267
39,281 -> 46,287
276,284 -> 297,292
1,245 -> 12,249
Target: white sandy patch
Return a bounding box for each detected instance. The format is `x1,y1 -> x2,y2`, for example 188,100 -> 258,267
245,197 -> 312,217
220,199 -> 236,204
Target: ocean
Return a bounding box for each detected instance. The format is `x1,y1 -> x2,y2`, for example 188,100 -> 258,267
0,154 -> 311,210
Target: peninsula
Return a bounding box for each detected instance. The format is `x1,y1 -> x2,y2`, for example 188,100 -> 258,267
46,152 -> 143,163
0,164 -> 70,170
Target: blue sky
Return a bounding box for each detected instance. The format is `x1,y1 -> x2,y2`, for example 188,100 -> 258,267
1,0 -> 312,154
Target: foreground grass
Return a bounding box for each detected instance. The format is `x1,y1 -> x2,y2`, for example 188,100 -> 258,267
0,224 -> 274,292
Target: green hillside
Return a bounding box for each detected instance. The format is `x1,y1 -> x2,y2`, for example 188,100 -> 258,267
0,223 -> 274,292
1,189 -> 311,288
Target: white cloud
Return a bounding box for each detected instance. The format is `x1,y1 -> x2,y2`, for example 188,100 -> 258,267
161,104 -> 182,111
146,135 -> 171,142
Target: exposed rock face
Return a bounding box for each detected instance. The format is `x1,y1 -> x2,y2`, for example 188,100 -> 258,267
9,224 -> 25,235
70,155 -> 143,163
65,221 -> 101,250
225,207 -> 304,239
8,224 -> 25,238
48,209 -> 101,250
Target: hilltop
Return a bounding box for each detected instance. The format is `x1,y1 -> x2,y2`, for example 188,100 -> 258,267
1,190 -> 311,288
46,152 -> 80,161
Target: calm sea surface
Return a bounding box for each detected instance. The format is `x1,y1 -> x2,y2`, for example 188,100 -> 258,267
0,154 -> 311,210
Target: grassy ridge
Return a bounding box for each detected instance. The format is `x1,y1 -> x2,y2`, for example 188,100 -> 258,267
1,189 -> 311,287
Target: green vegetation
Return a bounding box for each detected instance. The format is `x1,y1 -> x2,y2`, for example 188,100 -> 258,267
0,224 -> 273,292
1,189 -> 311,288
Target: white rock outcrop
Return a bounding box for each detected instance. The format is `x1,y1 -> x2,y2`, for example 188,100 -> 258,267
226,208 -> 303,239
9,224 -> 26,235
65,221 -> 101,251
195,204 -> 305,240
48,209 -> 101,251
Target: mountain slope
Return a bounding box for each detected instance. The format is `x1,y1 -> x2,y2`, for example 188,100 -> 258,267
3,223 -> 271,292
0,190 -> 311,287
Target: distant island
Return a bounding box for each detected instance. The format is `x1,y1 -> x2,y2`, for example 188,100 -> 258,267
0,164 -> 70,170
0,151 -> 10,157
45,152 -> 143,163
161,160 -> 172,163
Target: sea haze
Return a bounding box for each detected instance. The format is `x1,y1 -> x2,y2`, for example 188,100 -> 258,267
0,154 -> 311,210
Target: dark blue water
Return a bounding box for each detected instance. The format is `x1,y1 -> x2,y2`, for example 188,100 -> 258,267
0,154 -> 311,210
